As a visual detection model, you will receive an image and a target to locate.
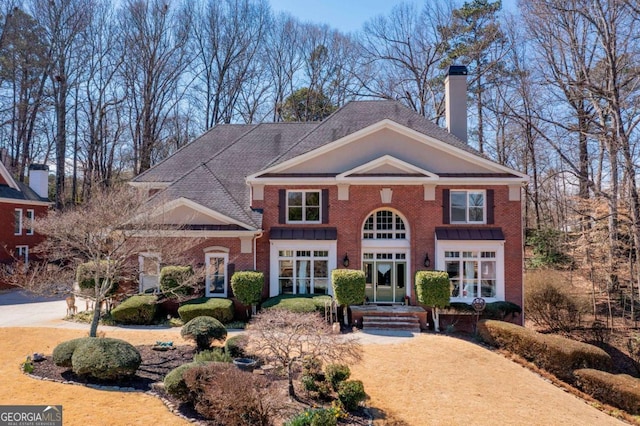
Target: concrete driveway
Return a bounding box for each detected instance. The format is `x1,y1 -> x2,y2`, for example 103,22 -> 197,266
0,290 -> 70,327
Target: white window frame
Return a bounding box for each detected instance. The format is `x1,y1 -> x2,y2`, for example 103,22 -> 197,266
138,252 -> 161,293
450,190 -> 486,224
362,209 -> 407,240
205,252 -> 228,297
435,240 -> 504,303
14,208 -> 23,235
286,190 -> 321,224
15,245 -> 28,267
26,209 -> 34,235
270,240 -> 337,297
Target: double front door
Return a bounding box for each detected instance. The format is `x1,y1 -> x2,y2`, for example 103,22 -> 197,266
363,252 -> 407,303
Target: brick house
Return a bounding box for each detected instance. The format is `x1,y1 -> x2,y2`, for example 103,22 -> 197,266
131,67 -> 528,321
0,156 -> 50,288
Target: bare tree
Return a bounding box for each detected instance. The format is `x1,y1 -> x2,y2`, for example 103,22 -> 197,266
246,309 -> 362,399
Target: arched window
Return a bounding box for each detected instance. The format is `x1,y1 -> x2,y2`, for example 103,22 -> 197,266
362,210 -> 406,240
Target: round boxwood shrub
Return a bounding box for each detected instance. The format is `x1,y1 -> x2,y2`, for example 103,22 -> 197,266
230,270 -> 264,308
160,265 -> 194,298
325,363 -> 351,390
181,316 -> 227,351
71,337 -> 141,380
178,297 -> 234,323
52,337 -> 93,368
224,334 -> 248,358
164,362 -> 202,401
110,294 -> 158,325
338,380 -> 367,411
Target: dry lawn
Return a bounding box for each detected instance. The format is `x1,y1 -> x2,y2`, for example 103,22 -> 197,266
0,327 -> 628,426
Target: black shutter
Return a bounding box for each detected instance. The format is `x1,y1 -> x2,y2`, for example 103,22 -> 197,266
486,189 -> 495,224
321,189 -> 329,224
442,189 -> 450,224
227,263 -> 236,297
278,189 -> 286,224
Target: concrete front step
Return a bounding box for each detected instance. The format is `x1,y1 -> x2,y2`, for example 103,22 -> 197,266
362,315 -> 421,332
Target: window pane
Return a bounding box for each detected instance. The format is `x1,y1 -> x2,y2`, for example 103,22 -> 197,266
14,210 -> 21,234
481,280 -> 496,297
305,191 -> 320,206
314,260 -> 328,278
451,192 -> 466,208
288,207 -> 303,221
451,206 -> 466,222
469,193 -> 484,207
469,207 -> 483,222
288,192 -> 302,206
208,257 -> 225,294
306,207 -> 320,221
313,278 -> 328,295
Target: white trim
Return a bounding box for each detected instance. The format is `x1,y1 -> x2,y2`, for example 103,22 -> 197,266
205,252 -> 229,297
203,246 -> 230,253
0,162 -> 19,190
269,240 -> 337,297
144,197 -> 257,230
336,155 -> 439,180
26,209 -> 34,235
0,198 -> 50,206
133,229 -> 261,238
15,245 -> 29,266
434,240 -> 505,303
285,189 -> 322,224
247,119 -> 529,182
14,208 -> 22,235
246,176 -> 527,186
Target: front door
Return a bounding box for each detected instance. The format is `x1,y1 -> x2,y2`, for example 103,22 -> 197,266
363,253 -> 407,303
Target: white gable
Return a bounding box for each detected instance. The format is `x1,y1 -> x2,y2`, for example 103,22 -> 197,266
337,155 -> 439,180
149,198 -> 251,228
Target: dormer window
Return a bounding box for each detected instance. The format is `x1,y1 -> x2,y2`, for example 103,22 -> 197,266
451,190 -> 485,224
287,190 -> 321,223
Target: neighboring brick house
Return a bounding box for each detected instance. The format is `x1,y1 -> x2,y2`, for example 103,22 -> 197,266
131,67 -> 529,319
0,157 -> 50,288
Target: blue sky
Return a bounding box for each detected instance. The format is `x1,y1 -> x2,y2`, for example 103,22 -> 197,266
269,0 -> 519,33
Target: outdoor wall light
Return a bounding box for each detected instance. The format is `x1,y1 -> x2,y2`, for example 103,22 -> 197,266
343,253 -> 350,268
424,253 -> 431,268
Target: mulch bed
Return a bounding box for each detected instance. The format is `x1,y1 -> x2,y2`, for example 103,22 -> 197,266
30,344 -> 370,425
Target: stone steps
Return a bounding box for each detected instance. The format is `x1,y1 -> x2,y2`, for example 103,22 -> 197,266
361,315 -> 421,333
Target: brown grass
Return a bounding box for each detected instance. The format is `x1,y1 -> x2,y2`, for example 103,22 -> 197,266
0,327 -> 629,425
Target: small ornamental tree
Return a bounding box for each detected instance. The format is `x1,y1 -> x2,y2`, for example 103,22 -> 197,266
415,271 -> 450,332
231,270 -> 264,316
331,269 -> 366,325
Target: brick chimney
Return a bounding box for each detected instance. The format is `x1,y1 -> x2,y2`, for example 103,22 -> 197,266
28,164 -> 49,199
444,65 -> 468,143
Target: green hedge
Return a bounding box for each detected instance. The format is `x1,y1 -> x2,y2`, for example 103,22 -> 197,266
575,369 -> 640,414
160,266 -> 193,297
52,337 -> 93,368
76,260 -> 119,295
331,269 -> 365,306
415,270 -> 450,308
111,294 -> 158,325
477,319 -> 612,381
71,337 -> 141,380
230,270 -> 264,306
178,297 -> 234,323
261,294 -> 331,313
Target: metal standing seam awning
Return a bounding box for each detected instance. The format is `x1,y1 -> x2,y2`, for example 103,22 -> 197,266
435,227 -> 505,240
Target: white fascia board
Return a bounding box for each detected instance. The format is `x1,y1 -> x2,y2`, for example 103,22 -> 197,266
0,162 -> 19,190
147,197 -> 256,230
0,197 -> 51,206
336,154 -> 440,179
243,176 -> 527,187
135,229 -> 262,238
247,119 -> 529,182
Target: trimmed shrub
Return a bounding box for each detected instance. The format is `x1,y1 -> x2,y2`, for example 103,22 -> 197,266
230,270 -> 264,307
76,260 -> 119,296
52,337 -> 93,368
178,297 -> 234,323
183,362 -> 279,425
224,334 -> 248,358
262,294 -> 329,313
415,271 -> 450,308
160,266 -> 193,297
194,348 -> 232,363
110,294 -> 158,325
331,269 -> 366,306
483,301 -> 522,320
477,319 -> 612,382
325,363 -> 350,391
285,406 -> 344,426
338,380 -> 367,411
164,362 -> 201,401
181,316 -> 227,351
575,369 -> 640,414
71,337 -> 141,380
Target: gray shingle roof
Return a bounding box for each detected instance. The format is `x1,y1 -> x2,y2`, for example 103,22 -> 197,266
135,100 -> 488,228
0,182 -> 48,202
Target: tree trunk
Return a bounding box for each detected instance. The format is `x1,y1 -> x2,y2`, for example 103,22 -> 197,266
89,300 -> 102,337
